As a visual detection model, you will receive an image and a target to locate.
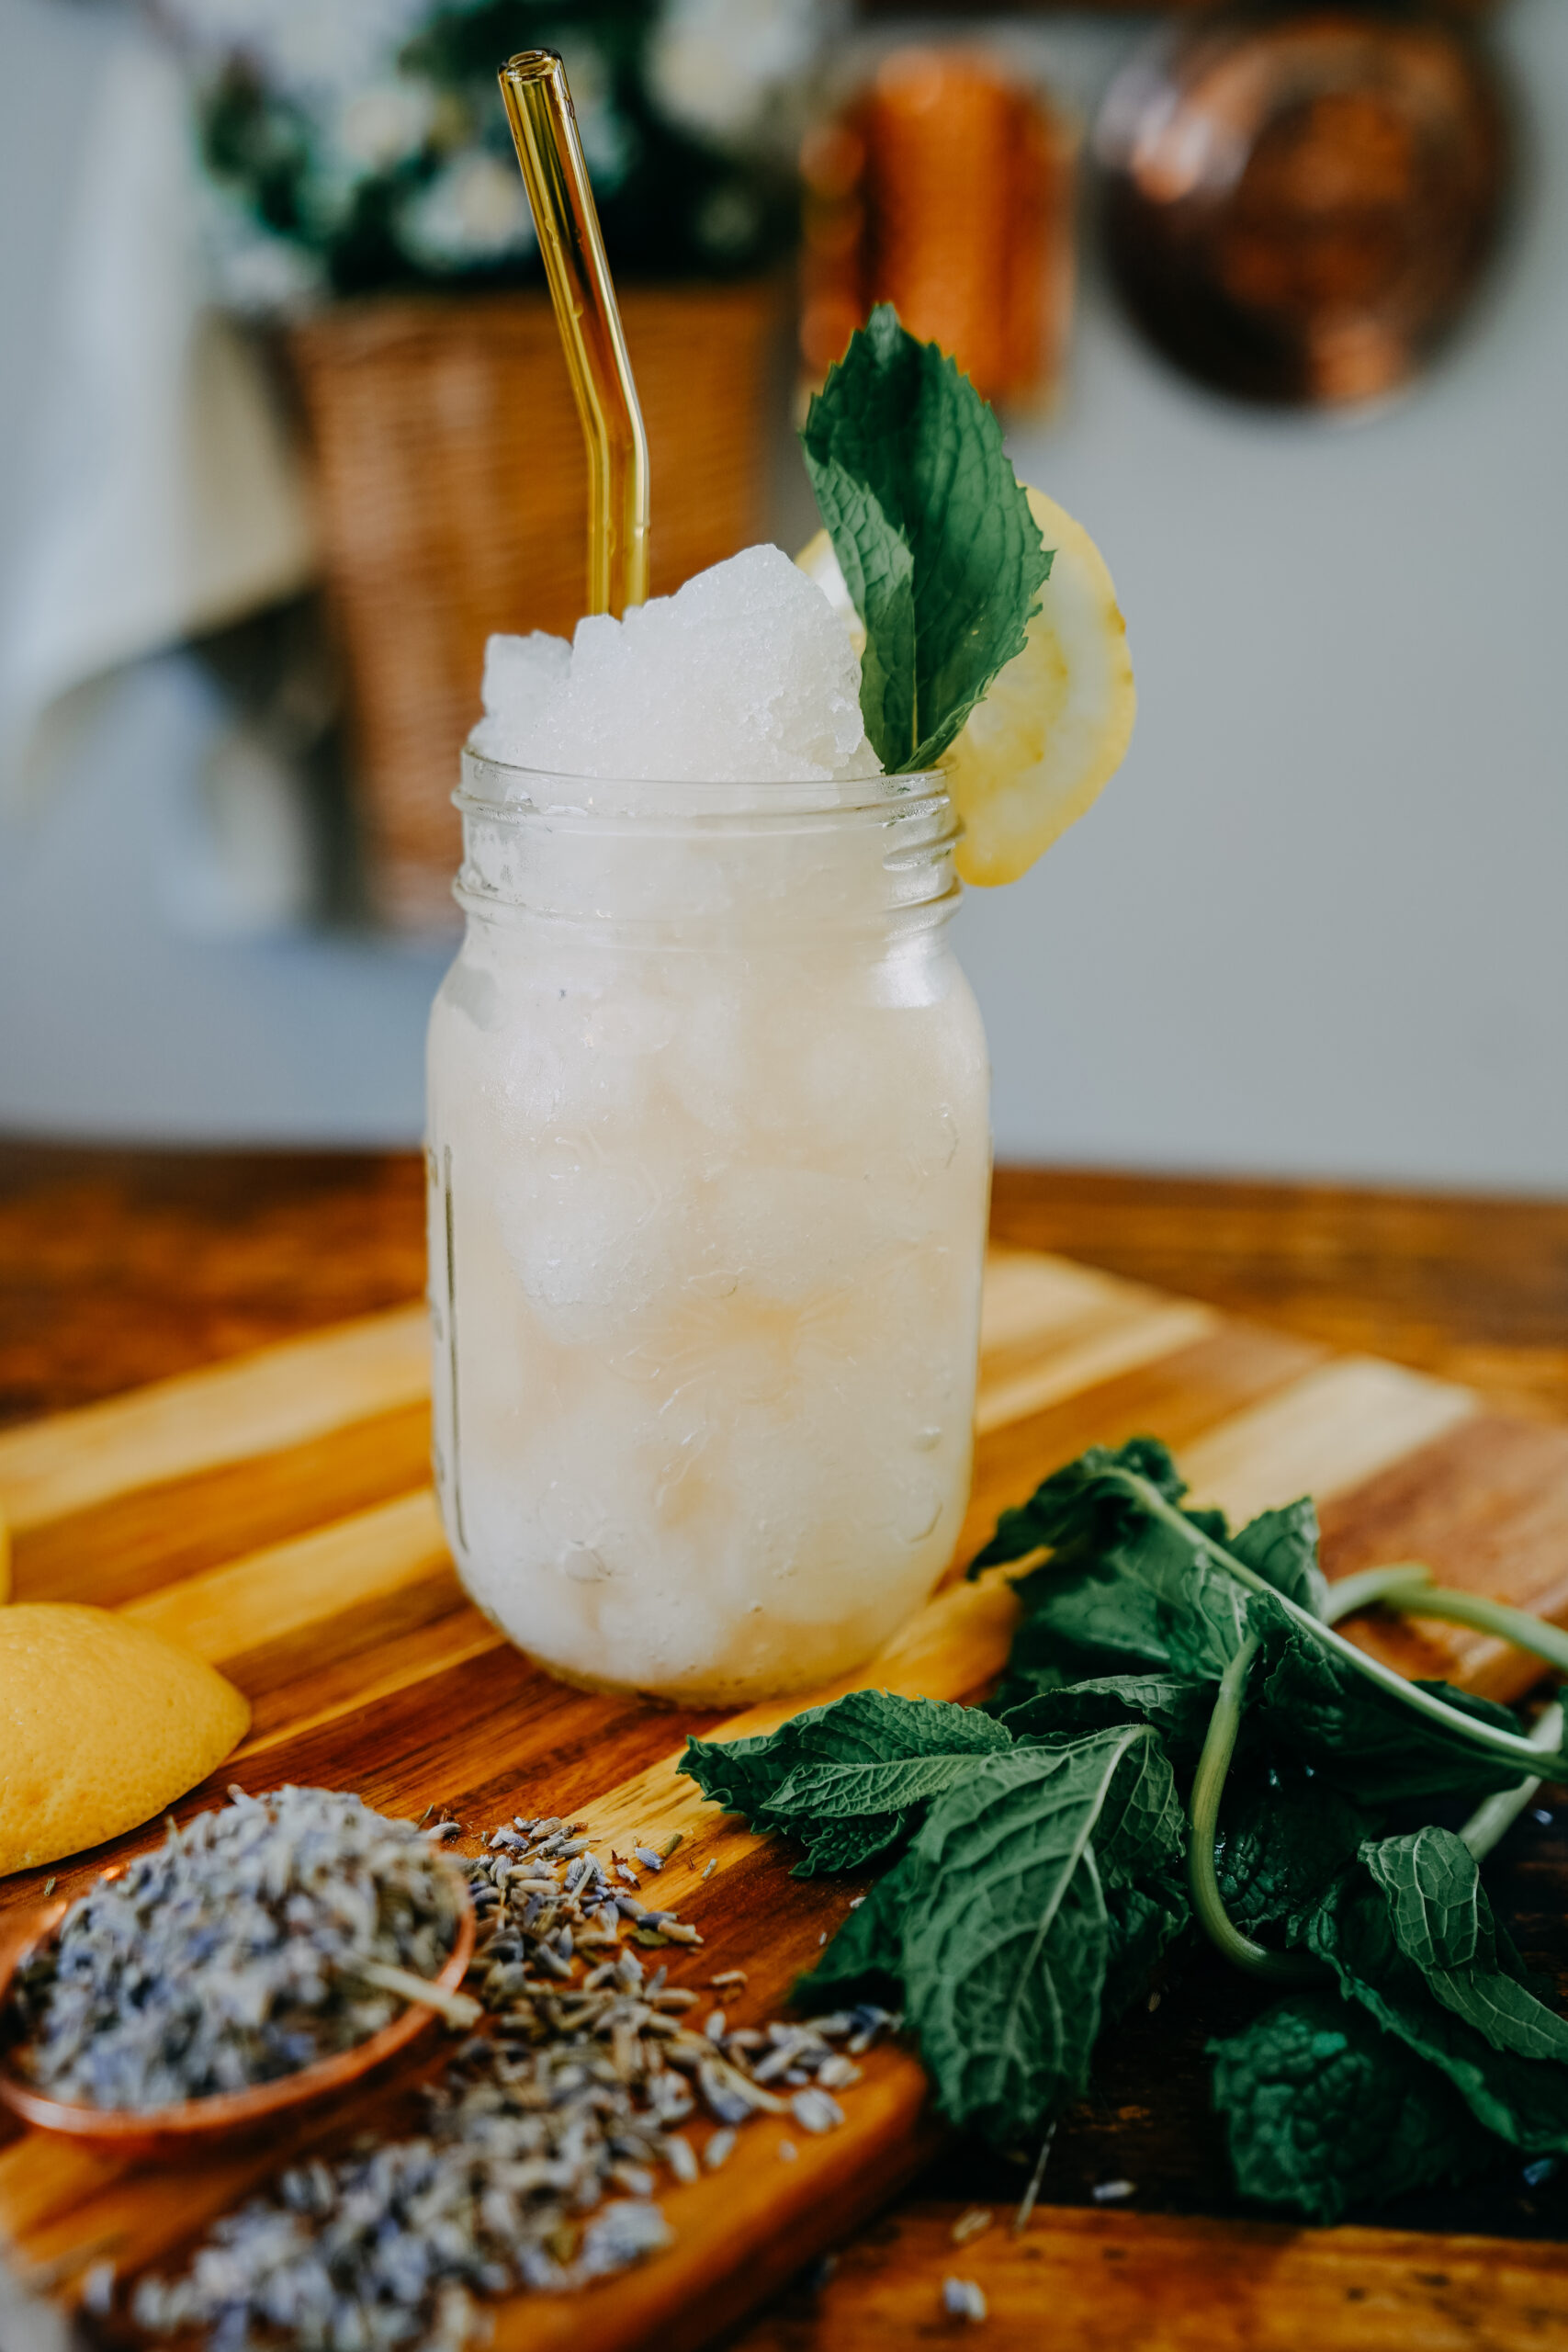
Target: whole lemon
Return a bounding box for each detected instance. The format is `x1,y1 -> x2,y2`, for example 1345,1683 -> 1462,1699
0,1604 -> 250,1875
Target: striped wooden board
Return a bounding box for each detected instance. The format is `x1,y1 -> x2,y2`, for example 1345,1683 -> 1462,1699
3,1244 -> 1568,2351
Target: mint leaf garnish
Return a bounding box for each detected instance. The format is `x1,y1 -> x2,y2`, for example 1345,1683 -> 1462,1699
800,305 -> 1052,774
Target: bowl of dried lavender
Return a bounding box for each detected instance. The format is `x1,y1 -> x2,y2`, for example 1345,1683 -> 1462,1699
0,1785 -> 476,2156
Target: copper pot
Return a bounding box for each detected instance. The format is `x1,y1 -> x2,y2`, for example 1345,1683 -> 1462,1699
1097,10 -> 1511,408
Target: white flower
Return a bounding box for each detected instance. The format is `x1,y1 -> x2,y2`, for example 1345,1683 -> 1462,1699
648,0 -> 830,144
334,78 -> 435,172
399,151 -> 536,272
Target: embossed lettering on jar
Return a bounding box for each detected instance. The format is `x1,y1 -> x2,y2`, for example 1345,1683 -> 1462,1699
427,752 -> 990,1705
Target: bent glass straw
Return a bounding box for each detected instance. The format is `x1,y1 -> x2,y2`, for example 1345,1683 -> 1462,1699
500,51 -> 651,616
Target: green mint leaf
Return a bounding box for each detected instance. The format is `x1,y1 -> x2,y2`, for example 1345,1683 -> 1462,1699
800,304 -> 1051,773
1362,1822 -> 1491,1972
976,1438 -> 1523,1809
980,1443 -> 1269,1684
789,1813 -> 909,1878
1305,1839 -> 1568,2154
1256,1630 -> 1528,1806
680,1689 -> 1009,1828
970,1436 -> 1189,1573
1228,1498 -> 1329,1619
1362,1828 -> 1568,2063
1213,1763 -> 1375,1942
1000,1671 -> 1217,1768
769,1754 -> 1003,1819
899,1727 -> 1183,2143
681,1689 -> 1012,1877
1211,1992 -> 1485,2224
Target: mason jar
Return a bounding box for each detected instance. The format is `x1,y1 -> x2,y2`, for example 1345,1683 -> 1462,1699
426,747 -> 991,1706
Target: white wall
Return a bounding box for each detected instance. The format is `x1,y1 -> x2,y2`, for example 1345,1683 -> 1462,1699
976,2 -> 1568,1188
0,0 -> 1564,1184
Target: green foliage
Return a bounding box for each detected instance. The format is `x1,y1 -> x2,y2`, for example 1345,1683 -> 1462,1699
190,0 -> 797,301
683,1433 -> 1568,2228
898,1731 -> 1184,2143
999,1671 -> 1217,1767
1256,1632 -> 1527,1805
1305,1835 -> 1568,2152
680,1690 -> 1009,1879
1227,1498 -> 1329,1618
799,308 -> 1052,773
977,1437 -> 1529,1807
1211,1993 -> 1483,2224
1213,1768 -> 1374,1942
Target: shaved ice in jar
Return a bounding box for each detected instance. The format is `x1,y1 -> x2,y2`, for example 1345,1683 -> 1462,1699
426,546 -> 990,1703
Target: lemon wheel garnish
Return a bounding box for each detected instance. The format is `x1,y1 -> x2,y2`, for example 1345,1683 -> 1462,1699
797,485 -> 1135,887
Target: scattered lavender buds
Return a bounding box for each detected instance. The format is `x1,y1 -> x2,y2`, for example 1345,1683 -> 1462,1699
130,1804 -> 897,2348
9,1788 -> 460,2111
943,2277 -> 988,2323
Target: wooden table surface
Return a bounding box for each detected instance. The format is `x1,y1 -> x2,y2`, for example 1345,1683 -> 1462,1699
4,1139 -> 1568,2348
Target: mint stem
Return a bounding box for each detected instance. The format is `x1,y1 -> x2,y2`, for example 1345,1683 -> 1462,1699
1460,1702 -> 1566,1864
1189,1549 -> 1568,1978
1122,1475 -> 1568,1780
1321,1563 -> 1435,1625
1186,1635 -> 1321,1986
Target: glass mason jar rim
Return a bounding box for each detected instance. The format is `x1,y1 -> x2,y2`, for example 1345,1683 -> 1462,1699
458,741 -> 951,830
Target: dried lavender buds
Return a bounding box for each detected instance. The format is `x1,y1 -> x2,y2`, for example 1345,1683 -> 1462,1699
8,1788 -> 461,2111
131,1804 -> 896,2348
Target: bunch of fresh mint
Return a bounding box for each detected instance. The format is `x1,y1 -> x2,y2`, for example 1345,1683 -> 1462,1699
801,306 -> 1053,775
680,1437 -> 1568,2224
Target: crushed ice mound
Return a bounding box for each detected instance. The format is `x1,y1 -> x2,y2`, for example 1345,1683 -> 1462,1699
471,544 -> 882,785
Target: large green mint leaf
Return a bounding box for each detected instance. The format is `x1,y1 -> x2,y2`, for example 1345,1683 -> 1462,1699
770,1754 -> 1002,1819
680,1690 -> 1009,1825
792,1814 -> 909,1876
1305,1847 -> 1568,2154
1213,1764 -> 1374,1942
800,305 -> 1051,773
899,1726 -> 1182,2143
1363,1824 -> 1491,1972
1228,1498 -> 1329,1618
680,1689 -> 1012,1878
1211,1992 -> 1485,2224
1000,1672 -> 1216,1768
1362,1828 -> 1568,2064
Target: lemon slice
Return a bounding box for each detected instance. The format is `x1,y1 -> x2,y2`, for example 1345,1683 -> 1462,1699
797,485 -> 1135,886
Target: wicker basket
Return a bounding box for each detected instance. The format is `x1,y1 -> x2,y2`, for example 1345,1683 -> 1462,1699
287,281 -> 784,930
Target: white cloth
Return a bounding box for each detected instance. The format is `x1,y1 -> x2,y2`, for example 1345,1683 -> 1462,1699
0,26 -> 317,813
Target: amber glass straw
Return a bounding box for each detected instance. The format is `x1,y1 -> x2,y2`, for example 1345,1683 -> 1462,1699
500,50 -> 650,615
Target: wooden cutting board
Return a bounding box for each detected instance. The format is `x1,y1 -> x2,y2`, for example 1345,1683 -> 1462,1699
4,1244 -> 1568,2351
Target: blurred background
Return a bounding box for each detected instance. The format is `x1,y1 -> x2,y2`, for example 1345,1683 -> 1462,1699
0,0 -> 1562,1188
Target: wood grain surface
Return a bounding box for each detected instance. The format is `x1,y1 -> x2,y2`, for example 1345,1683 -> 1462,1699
2,1147 -> 1567,2352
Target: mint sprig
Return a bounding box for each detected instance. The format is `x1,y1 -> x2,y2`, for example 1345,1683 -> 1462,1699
680,1432 -> 1568,2222
800,305 -> 1052,775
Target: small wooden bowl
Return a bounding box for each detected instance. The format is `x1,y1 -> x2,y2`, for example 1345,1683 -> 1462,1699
0,1863 -> 476,2160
